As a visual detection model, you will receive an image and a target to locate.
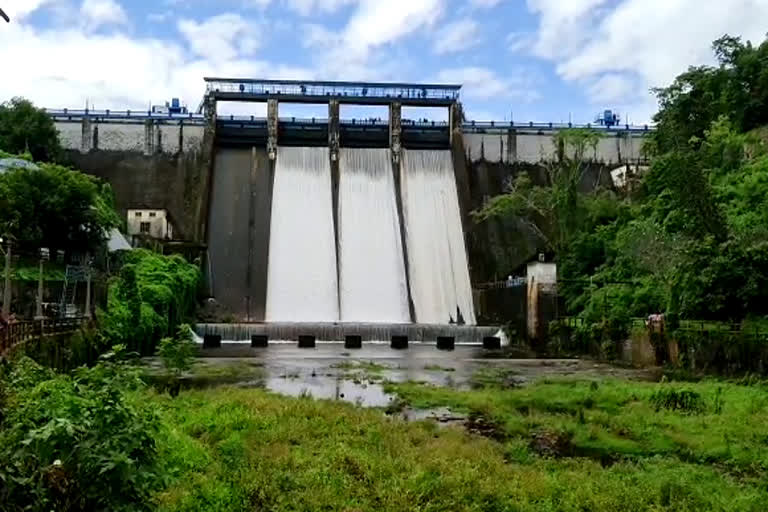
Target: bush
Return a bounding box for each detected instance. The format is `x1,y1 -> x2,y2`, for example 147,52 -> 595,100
100,250 -> 200,356
158,324 -> 197,377
650,387 -> 706,414
0,356 -> 162,511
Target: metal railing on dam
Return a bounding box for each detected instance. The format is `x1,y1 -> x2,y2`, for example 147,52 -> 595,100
45,109 -> 655,134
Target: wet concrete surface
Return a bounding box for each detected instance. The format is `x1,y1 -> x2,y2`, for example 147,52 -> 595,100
144,344 -> 661,409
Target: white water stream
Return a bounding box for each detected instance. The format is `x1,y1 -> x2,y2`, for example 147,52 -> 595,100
400,150 -> 476,325
265,147 -> 339,322
338,149 -> 410,323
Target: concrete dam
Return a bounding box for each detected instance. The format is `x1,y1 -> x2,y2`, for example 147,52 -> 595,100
48,78 -> 652,344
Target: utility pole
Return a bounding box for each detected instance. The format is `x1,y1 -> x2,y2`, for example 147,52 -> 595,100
0,8 -> 9,23
84,254 -> 92,319
1,237 -> 11,318
35,248 -> 49,321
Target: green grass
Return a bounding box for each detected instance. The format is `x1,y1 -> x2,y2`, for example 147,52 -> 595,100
146,378 -> 768,511
384,377 -> 768,479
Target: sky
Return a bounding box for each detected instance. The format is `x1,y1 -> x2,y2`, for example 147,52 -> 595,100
1,0 -> 768,123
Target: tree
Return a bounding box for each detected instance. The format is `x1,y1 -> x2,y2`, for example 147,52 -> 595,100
0,97 -> 62,162
158,324 -> 197,378
473,129 -> 601,254
0,163 -> 120,254
651,35 -> 768,154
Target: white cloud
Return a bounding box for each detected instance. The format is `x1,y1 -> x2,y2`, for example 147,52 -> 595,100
80,0 -> 128,32
436,67 -> 540,103
284,0 -> 357,16
0,15 -> 314,112
522,0 -> 768,122
470,0 -> 502,7
177,13 -> 261,61
433,19 -> 481,55
300,0 -> 445,80
587,74 -> 639,104
506,31 -> 533,54
0,0 -> 57,20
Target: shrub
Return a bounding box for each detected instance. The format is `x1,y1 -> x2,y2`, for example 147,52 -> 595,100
100,250 -> 200,356
650,387 -> 706,414
158,324 -> 197,377
0,357 -> 162,511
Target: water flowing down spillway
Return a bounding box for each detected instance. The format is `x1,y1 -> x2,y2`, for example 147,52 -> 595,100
400,150 -> 477,325
338,149 -> 410,323
266,147 -> 339,322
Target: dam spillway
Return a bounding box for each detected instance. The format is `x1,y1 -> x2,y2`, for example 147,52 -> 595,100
208,146 -> 477,329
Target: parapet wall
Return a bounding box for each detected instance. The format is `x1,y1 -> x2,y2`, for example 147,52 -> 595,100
464,131 -> 646,165
55,119 -> 204,155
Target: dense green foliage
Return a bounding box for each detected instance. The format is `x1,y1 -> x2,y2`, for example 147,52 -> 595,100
0,356 -> 163,511
0,160 -> 120,254
476,34 -> 768,347
100,250 -> 201,356
0,98 -> 62,162
652,35 -> 768,153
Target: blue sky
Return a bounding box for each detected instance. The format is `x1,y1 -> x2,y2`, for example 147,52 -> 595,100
2,0 -> 768,123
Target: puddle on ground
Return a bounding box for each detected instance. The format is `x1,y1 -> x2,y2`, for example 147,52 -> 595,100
143,344 -> 660,408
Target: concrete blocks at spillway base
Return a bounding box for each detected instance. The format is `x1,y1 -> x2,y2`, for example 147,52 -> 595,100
437,336 -> 455,351
251,335 -> 269,348
298,335 -> 317,348
345,335 -> 363,349
391,336 -> 409,350
197,322 -> 501,345
203,334 -> 222,349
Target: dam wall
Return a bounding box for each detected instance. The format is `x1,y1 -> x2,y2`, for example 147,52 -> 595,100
55,118 -> 209,242
50,111 -> 651,325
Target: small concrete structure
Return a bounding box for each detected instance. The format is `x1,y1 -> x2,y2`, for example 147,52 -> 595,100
126,208 -> 174,241
527,261 -> 558,343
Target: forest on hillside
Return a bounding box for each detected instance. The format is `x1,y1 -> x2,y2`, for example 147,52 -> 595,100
477,34 -> 768,342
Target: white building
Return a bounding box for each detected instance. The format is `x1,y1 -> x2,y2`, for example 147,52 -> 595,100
126,209 -> 174,241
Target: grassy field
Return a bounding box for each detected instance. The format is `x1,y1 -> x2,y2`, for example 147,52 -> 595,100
148,373 -> 768,511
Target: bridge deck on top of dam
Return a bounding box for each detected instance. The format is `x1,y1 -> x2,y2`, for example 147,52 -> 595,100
204,77 -> 462,106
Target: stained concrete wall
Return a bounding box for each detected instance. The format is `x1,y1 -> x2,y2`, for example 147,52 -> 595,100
57,122 -> 82,150
55,119 -> 209,243
464,131 -> 647,165
207,148 -> 273,322
63,149 -> 207,242
98,123 -> 145,152
55,120 -> 204,156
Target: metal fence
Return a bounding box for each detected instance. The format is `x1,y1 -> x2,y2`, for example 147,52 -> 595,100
0,317 -> 88,355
